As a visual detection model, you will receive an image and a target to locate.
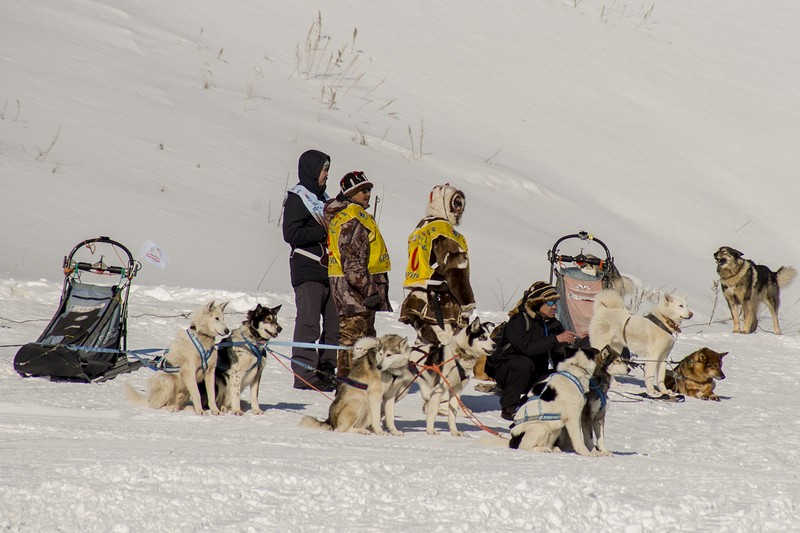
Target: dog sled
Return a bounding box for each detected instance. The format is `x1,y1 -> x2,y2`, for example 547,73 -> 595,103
13,236 -> 142,382
547,231 -> 618,338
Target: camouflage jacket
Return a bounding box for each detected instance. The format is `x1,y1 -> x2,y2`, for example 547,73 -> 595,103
324,195 -> 392,317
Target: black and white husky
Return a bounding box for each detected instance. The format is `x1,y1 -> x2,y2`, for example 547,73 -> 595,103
508,346 -> 599,456
213,304 -> 282,415
557,345 -> 630,456
417,317 -> 495,437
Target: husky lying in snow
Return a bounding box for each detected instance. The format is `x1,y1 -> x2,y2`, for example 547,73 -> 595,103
665,347 -> 727,401
589,290 -> 693,397
299,334 -> 413,435
125,301 -> 230,414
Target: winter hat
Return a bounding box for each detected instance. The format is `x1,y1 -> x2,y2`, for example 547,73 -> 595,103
523,281 -> 559,308
340,171 -> 373,197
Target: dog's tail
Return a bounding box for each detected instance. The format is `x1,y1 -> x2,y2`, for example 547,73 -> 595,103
298,415 -> 333,431
123,384 -> 149,407
593,289 -> 626,312
777,266 -> 797,288
477,434 -> 510,448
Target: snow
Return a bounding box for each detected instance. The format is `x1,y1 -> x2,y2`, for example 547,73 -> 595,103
2,1 -> 800,531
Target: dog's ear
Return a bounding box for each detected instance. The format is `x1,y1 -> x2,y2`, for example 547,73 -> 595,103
664,293 -> 674,303
469,316 -> 481,332
432,323 -> 454,345
218,301 -> 230,312
729,247 -> 743,258
271,304 -> 282,313
696,352 -> 707,363
718,351 -> 728,358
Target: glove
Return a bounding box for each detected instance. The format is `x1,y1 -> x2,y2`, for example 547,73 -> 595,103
363,293 -> 381,309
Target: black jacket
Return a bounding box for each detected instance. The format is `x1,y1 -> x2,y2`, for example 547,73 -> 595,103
282,149 -> 330,287
494,308 -> 567,378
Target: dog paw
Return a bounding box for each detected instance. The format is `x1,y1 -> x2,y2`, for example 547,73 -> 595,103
252,408 -> 264,415
209,409 -> 221,416
427,429 -> 440,436
232,410 -> 244,416
389,430 -> 404,436
594,449 -> 614,457
450,430 -> 466,437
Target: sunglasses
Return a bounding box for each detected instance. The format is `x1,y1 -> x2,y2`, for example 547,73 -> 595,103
544,300 -> 557,307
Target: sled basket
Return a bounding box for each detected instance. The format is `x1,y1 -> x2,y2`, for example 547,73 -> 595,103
13,236 -> 143,382
547,231 -> 616,338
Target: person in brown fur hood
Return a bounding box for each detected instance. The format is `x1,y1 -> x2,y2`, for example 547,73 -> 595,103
491,281 -> 579,421
324,171 -> 392,378
399,183 -> 475,345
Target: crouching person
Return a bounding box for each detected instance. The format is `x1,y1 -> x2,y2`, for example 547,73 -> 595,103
325,171 -> 392,378
492,281 -> 578,421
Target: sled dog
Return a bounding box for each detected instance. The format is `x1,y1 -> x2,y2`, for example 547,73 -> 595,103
506,346 -> 599,456
213,304 -> 282,415
557,344 -> 629,456
589,290 -> 693,397
714,246 -> 796,334
416,317 -> 495,436
299,334 -> 413,435
125,301 -> 230,414
665,347 -> 727,401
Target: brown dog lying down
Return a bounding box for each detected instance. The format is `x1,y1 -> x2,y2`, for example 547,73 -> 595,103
665,347 -> 727,401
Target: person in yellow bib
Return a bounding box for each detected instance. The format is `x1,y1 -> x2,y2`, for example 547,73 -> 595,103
399,183 -> 475,346
324,171 -> 392,378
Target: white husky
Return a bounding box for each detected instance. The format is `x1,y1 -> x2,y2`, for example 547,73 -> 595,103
589,290 -> 693,397
125,301 -> 230,414
416,317 -> 496,437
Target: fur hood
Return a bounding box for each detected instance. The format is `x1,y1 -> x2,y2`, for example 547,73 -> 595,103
424,184 -> 465,226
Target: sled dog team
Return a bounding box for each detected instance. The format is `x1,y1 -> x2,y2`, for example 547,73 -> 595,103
123,153 -> 794,457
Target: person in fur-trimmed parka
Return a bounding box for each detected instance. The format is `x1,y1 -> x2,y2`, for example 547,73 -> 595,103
399,183 -> 475,345
492,281 -> 578,420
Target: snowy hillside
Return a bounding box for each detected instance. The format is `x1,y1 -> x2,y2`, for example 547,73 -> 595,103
2,1 -> 800,531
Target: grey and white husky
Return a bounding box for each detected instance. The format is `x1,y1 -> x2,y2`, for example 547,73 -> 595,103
299,334 -> 413,435
416,317 -> 495,437
213,304 -> 282,415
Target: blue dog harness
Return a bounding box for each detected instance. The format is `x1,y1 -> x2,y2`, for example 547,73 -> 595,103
514,371 -> 587,425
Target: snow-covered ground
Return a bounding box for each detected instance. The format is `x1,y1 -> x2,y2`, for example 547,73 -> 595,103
2,1 -> 800,531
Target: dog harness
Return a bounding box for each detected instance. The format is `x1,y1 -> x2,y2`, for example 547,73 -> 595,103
513,371 -> 587,425
187,328 -> 215,372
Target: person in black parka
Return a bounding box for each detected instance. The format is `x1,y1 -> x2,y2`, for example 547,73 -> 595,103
282,149 -> 340,390
493,281 -> 579,420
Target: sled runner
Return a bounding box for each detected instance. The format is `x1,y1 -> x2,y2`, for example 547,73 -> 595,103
547,231 -> 618,338
14,236 -> 142,382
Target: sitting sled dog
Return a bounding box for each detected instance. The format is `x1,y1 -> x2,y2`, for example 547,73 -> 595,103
489,346 -> 599,456
714,246 -> 796,334
416,317 -> 495,436
299,334 -> 413,435
589,290 -> 693,397
556,344 -> 630,456
125,301 -> 230,414
212,304 -> 282,415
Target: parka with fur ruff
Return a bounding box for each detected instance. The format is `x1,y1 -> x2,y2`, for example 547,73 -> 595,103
399,184 -> 475,344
